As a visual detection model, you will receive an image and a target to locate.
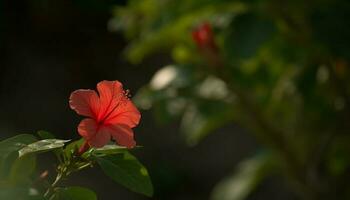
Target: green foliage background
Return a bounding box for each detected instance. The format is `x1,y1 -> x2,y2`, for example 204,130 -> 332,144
112,0 -> 350,199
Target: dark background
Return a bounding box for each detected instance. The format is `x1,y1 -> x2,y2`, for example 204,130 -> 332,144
0,1 -> 294,199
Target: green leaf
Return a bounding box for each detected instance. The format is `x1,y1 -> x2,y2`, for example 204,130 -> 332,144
18,139 -> 70,158
92,144 -> 128,155
224,12 -> 276,62
37,130 -> 55,139
95,152 -> 153,197
64,139 -> 84,159
9,155 -> 36,185
52,186 -> 97,200
0,187 -> 43,200
0,134 -> 38,158
0,134 -> 37,179
211,153 -> 274,200
37,131 -> 66,163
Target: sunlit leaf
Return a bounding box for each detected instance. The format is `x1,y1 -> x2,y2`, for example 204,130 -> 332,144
149,65 -> 194,90
150,65 -> 179,90
95,152 -> 153,197
18,139 -> 70,158
196,76 -> 229,100
92,144 -> 128,155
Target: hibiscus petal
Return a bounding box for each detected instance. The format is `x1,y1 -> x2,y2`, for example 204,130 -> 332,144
69,89 -> 100,118
104,100 -> 141,128
89,127 -> 111,148
96,80 -> 124,121
108,124 -> 136,148
77,118 -> 98,140
78,119 -> 111,148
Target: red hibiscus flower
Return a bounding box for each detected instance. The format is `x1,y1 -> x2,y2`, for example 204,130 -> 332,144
69,80 -> 141,151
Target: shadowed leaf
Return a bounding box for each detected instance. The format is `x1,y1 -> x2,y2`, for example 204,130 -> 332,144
0,134 -> 37,179
52,186 -> 97,200
95,152 -> 153,197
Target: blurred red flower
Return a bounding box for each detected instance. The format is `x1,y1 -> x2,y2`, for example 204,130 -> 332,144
69,80 -> 140,150
192,22 -> 222,67
192,22 -> 217,50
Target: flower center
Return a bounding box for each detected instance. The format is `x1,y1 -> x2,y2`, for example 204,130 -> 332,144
98,89 -> 131,124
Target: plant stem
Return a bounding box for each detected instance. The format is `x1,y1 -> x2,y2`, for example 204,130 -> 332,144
43,172 -> 63,198
42,149 -> 93,198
